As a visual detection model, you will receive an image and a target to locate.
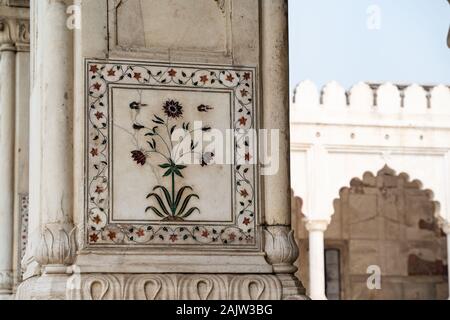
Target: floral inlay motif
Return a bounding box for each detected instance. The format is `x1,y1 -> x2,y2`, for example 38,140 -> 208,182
86,60 -> 257,248
129,99 -> 212,222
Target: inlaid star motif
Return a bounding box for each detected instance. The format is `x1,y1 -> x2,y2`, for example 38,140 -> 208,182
107,69 -> 116,77
95,111 -> 104,120
240,89 -> 249,97
133,72 -> 142,81
92,215 -> 102,224
243,217 -> 251,226
201,230 -> 209,238
168,69 -> 177,77
95,186 -> 104,194
108,231 -> 116,240
243,72 -> 251,81
169,234 -> 178,242
89,65 -> 99,74
245,153 -> 252,162
92,82 -> 101,91
200,75 -> 209,84
89,233 -> 99,243
238,117 -> 247,126
226,73 -> 235,82
90,148 -> 98,157
136,229 -> 145,237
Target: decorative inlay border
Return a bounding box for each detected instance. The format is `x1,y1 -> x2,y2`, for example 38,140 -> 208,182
86,59 -> 258,249
19,193 -> 28,263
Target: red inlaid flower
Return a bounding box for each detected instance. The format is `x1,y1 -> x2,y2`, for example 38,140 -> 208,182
92,82 -> 101,91
240,89 -> 249,97
229,233 -> 236,241
240,189 -> 249,198
89,65 -> 99,74
92,215 -> 102,224
243,217 -> 251,226
200,75 -> 209,84
133,72 -> 142,81
107,69 -> 116,77
238,117 -> 247,126
226,73 -> 235,82
95,186 -> 104,194
90,148 -> 99,157
136,229 -> 145,237
169,234 -> 178,242
245,153 -> 252,162
243,72 -> 251,81
89,233 -> 99,243
108,231 -> 116,240
131,150 -> 146,166
95,111 -> 104,120
168,69 -> 177,77
201,230 -> 209,238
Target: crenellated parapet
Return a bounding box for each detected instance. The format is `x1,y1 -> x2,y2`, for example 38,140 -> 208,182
292,81 -> 450,123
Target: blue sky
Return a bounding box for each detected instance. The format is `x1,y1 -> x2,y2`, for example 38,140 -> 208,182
289,0 -> 450,91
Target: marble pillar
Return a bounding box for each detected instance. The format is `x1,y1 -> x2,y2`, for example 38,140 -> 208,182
0,22 -> 16,300
305,219 -> 329,300
260,0 -> 305,299
17,0 -> 75,299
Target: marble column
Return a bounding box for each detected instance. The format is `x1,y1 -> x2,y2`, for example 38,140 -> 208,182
261,0 -> 305,298
0,19 -> 16,299
305,219 -> 329,300
33,0 -> 76,270
17,0 -> 75,299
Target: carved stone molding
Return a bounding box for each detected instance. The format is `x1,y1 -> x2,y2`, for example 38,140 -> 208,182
67,274 -> 282,300
305,220 -> 329,232
0,16 -> 29,51
0,0 -> 29,7
264,226 -> 299,273
34,223 -> 77,269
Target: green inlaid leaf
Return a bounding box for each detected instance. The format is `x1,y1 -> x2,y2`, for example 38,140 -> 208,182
174,186 -> 193,208
177,194 -> 199,217
146,193 -> 171,217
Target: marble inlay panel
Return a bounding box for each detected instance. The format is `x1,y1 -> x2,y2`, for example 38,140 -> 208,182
86,60 -> 258,249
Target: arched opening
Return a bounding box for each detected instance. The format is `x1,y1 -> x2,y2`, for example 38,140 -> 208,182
292,166 -> 448,300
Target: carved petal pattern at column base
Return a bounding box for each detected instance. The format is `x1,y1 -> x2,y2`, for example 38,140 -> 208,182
264,226 -> 299,273
17,274 -> 290,300
34,223 -> 77,267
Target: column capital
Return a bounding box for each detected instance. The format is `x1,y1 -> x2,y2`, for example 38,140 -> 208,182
304,219 -> 329,232
0,16 -> 29,52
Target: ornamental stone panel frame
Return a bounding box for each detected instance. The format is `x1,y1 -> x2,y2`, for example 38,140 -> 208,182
290,80 -> 450,299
